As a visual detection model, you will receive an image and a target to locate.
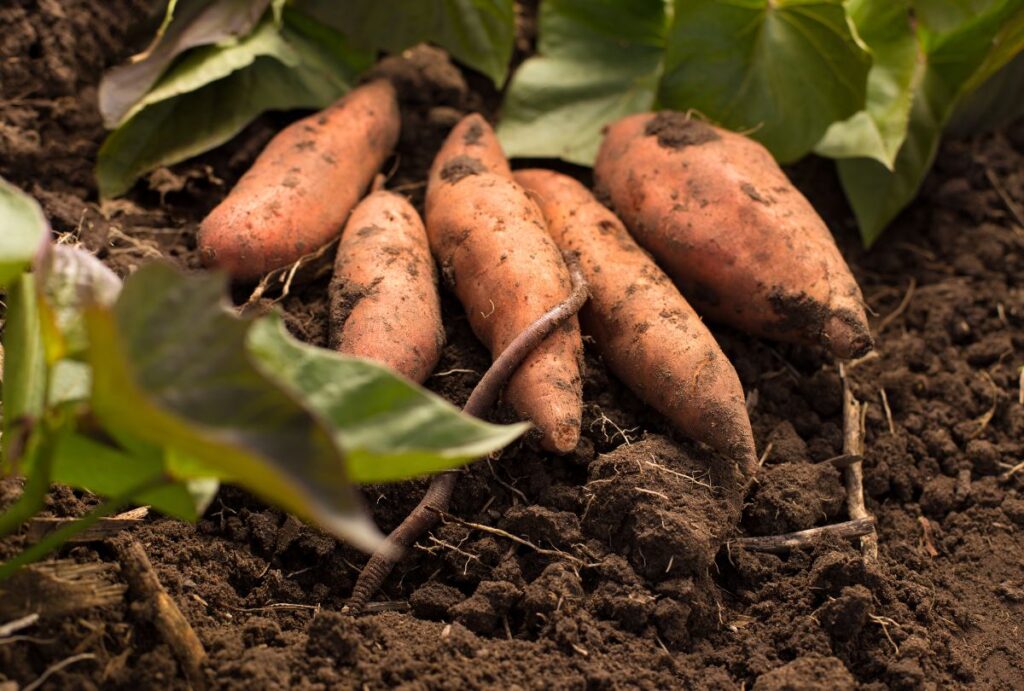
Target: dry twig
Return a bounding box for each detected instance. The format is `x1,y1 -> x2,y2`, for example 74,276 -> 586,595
114,539 -> 207,691
732,518 -> 876,553
819,454 -> 865,470
1000,460 -> 1024,483
841,364 -> 878,561
918,516 -> 939,557
26,507 -> 149,543
879,389 -> 895,435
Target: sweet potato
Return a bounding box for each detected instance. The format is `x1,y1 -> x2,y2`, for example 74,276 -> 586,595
199,79 -> 401,282
329,189 -> 444,383
594,112 -> 872,359
425,115 -> 584,454
515,169 -> 757,475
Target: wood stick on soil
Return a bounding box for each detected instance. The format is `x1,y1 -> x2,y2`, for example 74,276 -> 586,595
114,539 -> 207,691
840,366 -> 879,561
346,256 -> 589,613
27,506 -> 149,543
732,517 -> 876,553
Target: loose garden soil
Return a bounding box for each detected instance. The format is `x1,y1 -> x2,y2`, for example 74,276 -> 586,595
2,1 -> 1024,689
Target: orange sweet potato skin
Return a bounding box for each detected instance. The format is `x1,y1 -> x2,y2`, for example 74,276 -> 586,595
329,191 -> 444,384
198,80 -> 400,282
516,169 -> 757,475
425,117 -> 583,454
594,112 -> 872,359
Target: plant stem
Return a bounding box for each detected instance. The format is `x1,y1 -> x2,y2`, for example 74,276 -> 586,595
0,430 -> 54,539
0,474 -> 168,581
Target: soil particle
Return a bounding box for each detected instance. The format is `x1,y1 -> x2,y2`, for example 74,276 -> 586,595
643,111 -> 720,150
765,420 -> 809,463
582,435 -> 742,580
409,581 -> 466,620
815,584 -> 871,641
745,462 -> 845,534
752,655 -> 856,690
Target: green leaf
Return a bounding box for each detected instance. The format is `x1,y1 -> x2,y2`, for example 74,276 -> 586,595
99,0 -> 272,126
83,262 -> 382,551
815,0 -> 920,168
48,360 -> 91,407
498,0 -> 668,165
247,315 -> 528,484
659,0 -> 871,163
36,245 -> 122,363
1,275 -> 46,470
949,50 -> 1024,133
839,0 -> 1024,244
913,0 -> 999,34
96,14 -> 372,199
51,432 -> 203,522
294,0 -> 515,85
959,4 -> 1024,92
0,177 -> 48,286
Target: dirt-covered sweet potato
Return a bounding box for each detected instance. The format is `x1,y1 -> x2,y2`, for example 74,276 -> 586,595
595,112 -> 872,359
199,79 -> 401,282
425,115 -> 584,454
329,190 -> 443,383
515,169 -> 757,475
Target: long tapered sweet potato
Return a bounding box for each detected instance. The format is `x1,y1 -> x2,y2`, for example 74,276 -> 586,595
425,115 -> 584,454
329,190 -> 444,383
198,80 -> 401,282
515,169 -> 758,476
594,112 -> 872,359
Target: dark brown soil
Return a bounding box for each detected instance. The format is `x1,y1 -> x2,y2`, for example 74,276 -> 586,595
3,2 -> 1024,689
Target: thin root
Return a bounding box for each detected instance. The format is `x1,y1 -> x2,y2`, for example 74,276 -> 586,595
346,256 -> 589,613
876,278 -> 916,334
23,653 -> 96,691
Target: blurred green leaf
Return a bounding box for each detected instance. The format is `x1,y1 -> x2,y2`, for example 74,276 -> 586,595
99,0 -> 272,126
295,0 -> 515,84
1,275 -> 46,470
247,315 -> 528,484
0,177 -> 47,286
96,13 -> 372,198
36,245 -> 122,363
498,0 -> 667,165
51,432 -> 204,522
84,262 -> 382,551
949,50 -> 1024,133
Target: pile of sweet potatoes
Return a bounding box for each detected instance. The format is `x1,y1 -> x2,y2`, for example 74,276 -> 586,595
198,81 -> 872,479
